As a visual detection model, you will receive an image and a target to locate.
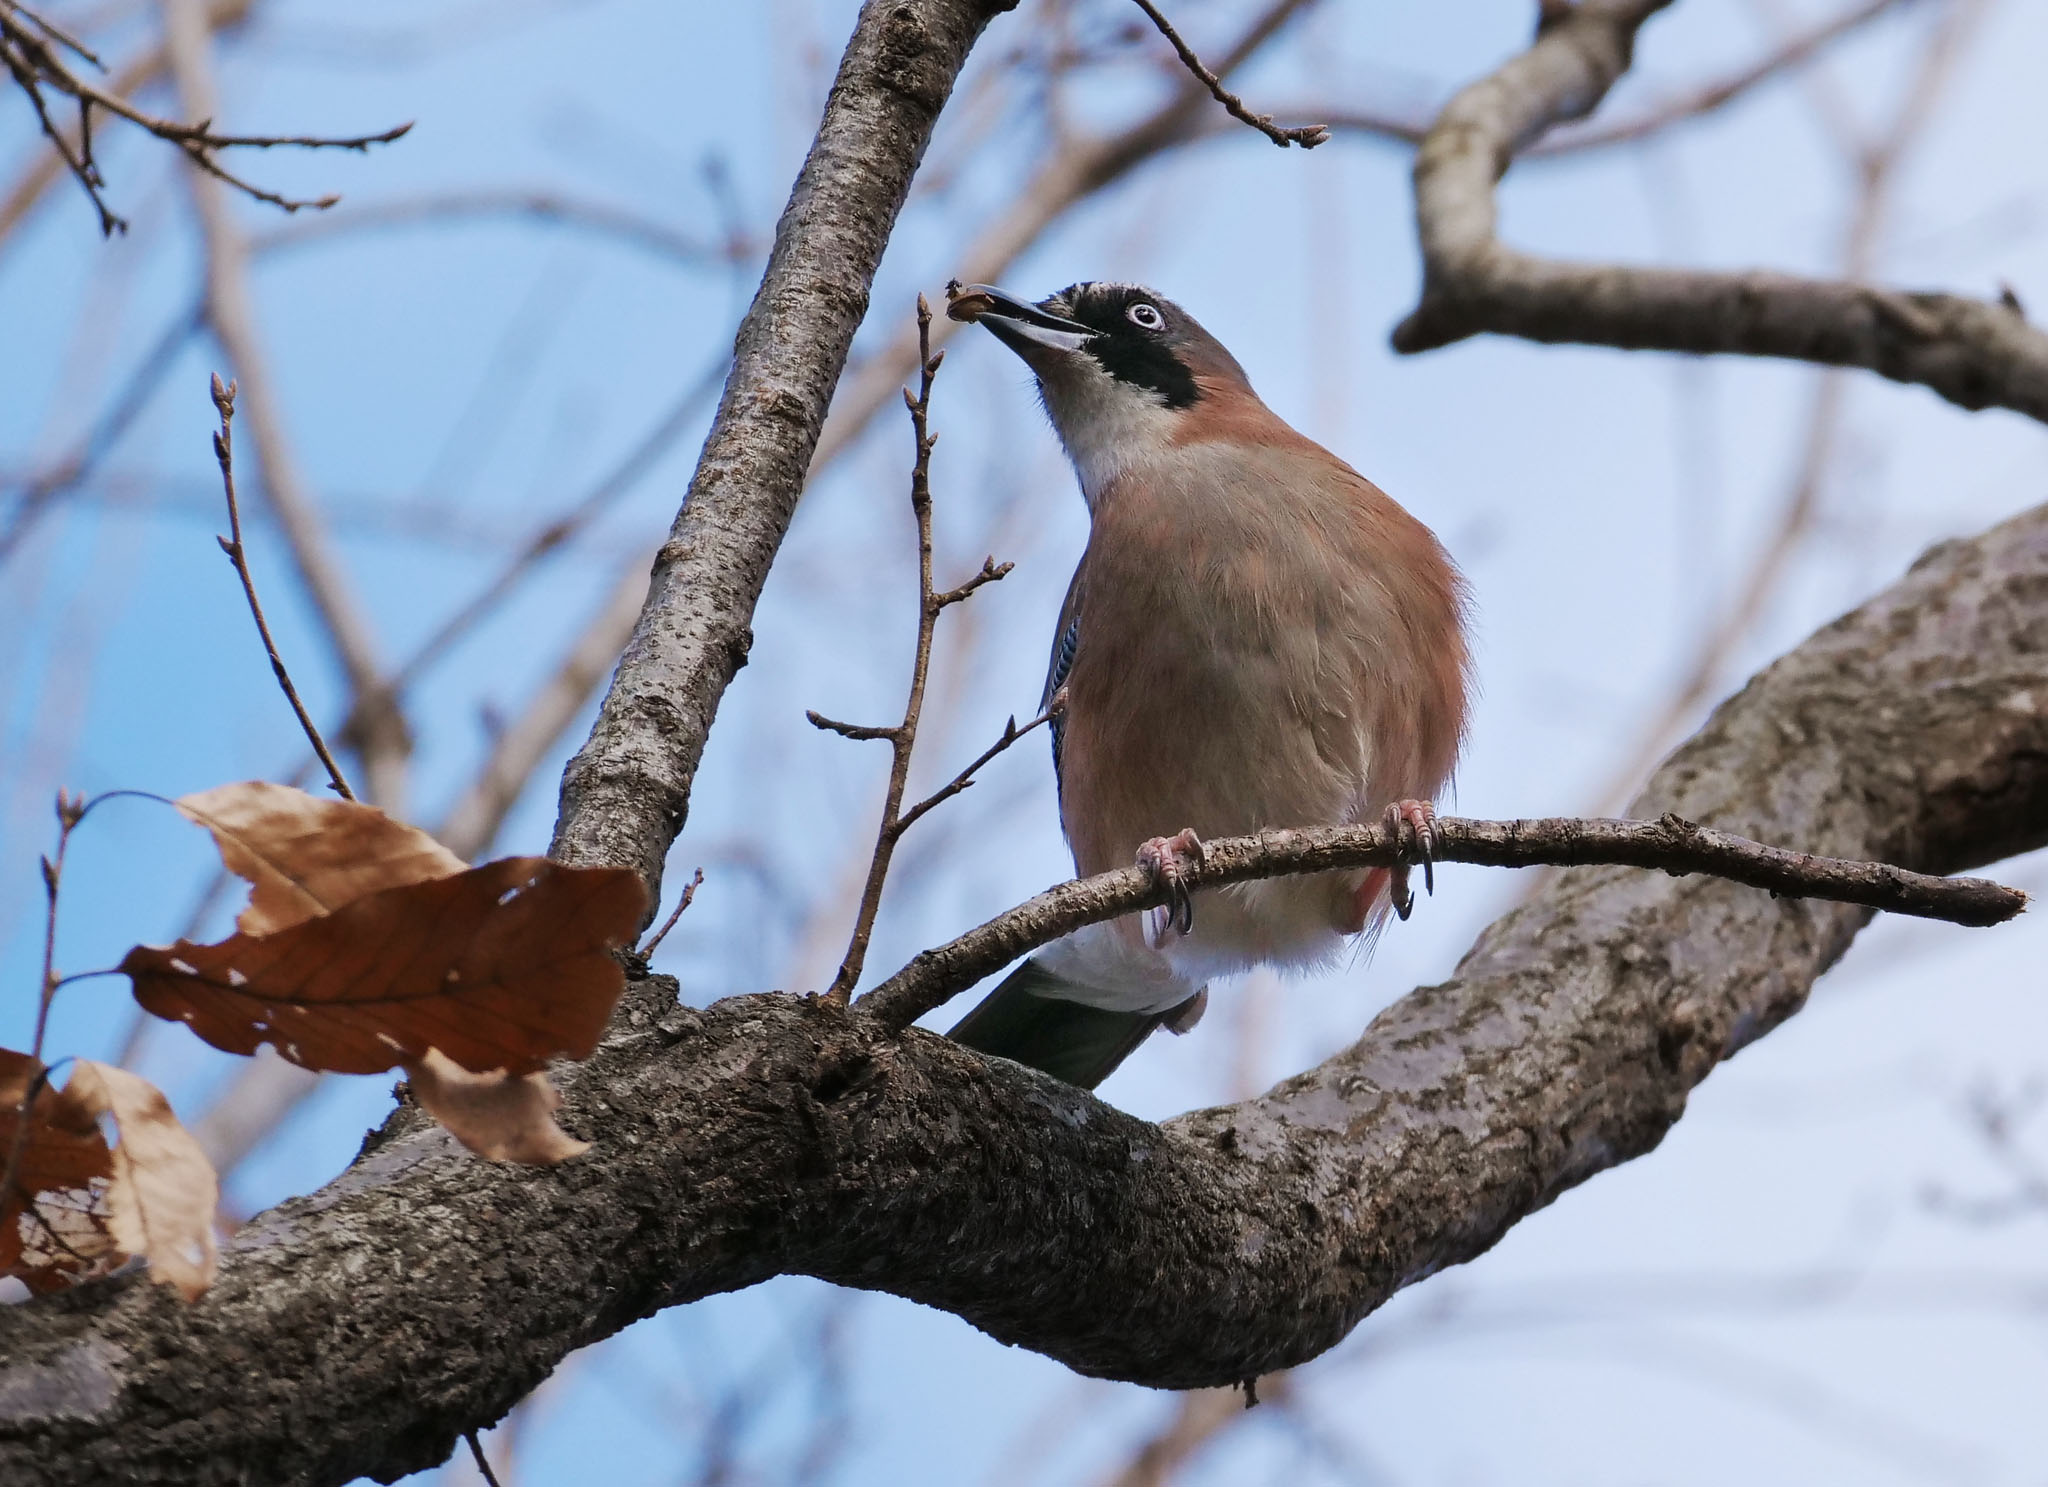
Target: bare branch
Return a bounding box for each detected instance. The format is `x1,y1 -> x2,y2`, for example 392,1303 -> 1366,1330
805,712 -> 898,742
1390,0 -> 2048,425
161,0 -> 407,807
932,554 -> 1012,608
1576,0 -> 1982,820
462,1431 -> 502,1487
1125,0 -> 1327,148
207,374 -> 354,801
1305,0 -> 1911,157
1,0 -> 405,233
3,498 -> 2044,1484
638,867 -> 704,960
856,812 -> 2025,1032
894,703 -> 1053,835
0,0 -> 253,252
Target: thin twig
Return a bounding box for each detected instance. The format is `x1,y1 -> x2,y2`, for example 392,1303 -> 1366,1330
1126,0 -> 1327,147
896,703 -> 1056,835
30,788 -> 86,1058
639,867 -> 704,959
857,812 -> 2028,1031
808,0 -> 1317,477
2,0 -> 104,69
1,0 -> 408,233
209,374 -> 354,800
813,297 -> 1025,1002
463,1431 -> 503,1487
8,787 -> 108,1244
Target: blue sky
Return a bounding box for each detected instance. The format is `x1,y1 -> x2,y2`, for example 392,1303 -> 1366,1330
5,1 -> 2048,1483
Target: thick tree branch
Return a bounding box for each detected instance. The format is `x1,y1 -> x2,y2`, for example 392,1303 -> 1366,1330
1390,0 -> 2048,425
1,491 -> 2044,1487
548,0 -> 1020,912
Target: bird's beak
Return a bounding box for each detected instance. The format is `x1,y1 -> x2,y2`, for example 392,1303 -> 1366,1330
946,282 -> 1098,354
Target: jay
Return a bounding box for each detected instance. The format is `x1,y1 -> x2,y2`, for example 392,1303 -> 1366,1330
943,281 -> 1470,1089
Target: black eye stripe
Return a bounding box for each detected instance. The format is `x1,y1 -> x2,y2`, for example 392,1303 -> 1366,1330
1042,284 -> 1200,409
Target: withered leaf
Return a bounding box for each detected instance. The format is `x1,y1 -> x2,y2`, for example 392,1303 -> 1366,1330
123,856 -> 647,1077
0,1050 -> 120,1294
404,1049 -> 588,1164
0,1053 -> 217,1299
63,1061 -> 218,1301
177,781 -> 466,935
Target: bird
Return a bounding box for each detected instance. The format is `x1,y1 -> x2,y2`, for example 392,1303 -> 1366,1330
942,280 -> 1470,1089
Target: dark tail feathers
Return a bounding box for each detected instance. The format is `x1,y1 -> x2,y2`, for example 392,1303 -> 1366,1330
947,958 -> 1200,1090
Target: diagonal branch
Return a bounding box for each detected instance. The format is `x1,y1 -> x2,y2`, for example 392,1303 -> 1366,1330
548,0 -> 1025,909
1125,0 -> 1327,148
207,374 -> 354,801
2,499 -> 2044,1485
1389,0 -> 2048,425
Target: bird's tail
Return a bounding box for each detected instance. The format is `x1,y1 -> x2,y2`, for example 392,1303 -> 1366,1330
947,958 -> 1201,1090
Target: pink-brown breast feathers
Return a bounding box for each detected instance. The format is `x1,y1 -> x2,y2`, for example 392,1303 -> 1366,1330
1053,402 -> 1469,961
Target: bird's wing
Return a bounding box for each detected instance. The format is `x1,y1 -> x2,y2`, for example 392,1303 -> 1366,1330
1044,563 -> 1084,803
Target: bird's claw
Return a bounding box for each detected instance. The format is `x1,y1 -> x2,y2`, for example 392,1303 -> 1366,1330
1137,827 -> 1205,940
1382,799 -> 1438,922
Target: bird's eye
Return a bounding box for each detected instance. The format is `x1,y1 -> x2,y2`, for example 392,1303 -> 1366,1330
1126,302 -> 1164,332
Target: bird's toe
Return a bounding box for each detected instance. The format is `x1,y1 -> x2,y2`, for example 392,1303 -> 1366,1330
1136,827 -> 1205,938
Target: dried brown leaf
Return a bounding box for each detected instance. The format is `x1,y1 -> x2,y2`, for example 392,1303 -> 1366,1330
0,1051 -> 120,1294
177,781 -> 467,935
63,1061 -> 218,1300
403,1049 -> 588,1164
122,857 -> 647,1077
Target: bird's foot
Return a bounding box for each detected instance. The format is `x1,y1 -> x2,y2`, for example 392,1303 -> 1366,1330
1382,799 -> 1438,921
1136,827 -> 1205,940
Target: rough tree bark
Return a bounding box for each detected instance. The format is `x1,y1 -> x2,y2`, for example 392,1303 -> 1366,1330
0,497 -> 2043,1486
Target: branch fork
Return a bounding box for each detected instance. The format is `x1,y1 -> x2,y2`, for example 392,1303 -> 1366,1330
1,0 -> 410,234
811,296 -> 1051,1003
